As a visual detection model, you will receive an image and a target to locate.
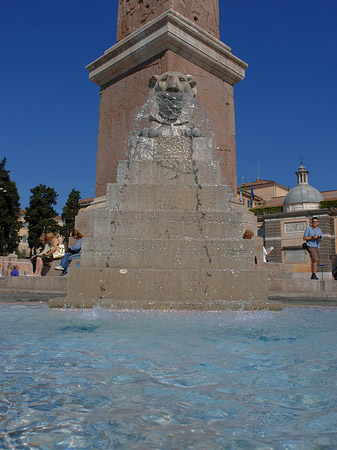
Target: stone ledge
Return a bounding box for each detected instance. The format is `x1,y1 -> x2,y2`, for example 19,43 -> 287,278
0,276 -> 67,295
268,279 -> 337,293
87,9 -> 247,87
268,294 -> 337,307
49,296 -> 283,311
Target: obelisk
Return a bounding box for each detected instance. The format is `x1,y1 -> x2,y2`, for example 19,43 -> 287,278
87,0 -> 247,199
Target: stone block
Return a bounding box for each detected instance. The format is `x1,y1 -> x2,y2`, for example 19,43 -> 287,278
0,276 -> 67,294
81,237 -> 255,270
93,210 -> 244,240
75,195 -> 106,237
117,159 -> 222,186
106,184 -> 231,212
192,137 -> 215,161
66,266 -> 268,306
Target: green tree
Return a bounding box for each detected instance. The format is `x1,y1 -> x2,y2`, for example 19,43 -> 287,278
25,184 -> 59,254
0,158 -> 22,255
60,188 -> 81,244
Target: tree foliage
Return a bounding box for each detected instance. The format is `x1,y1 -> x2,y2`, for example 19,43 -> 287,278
60,188 -> 81,244
0,158 -> 22,255
320,200 -> 337,209
250,206 -> 282,216
25,184 -> 59,253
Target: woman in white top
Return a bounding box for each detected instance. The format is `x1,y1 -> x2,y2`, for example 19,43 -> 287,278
263,244 -> 273,263
33,232 -> 58,276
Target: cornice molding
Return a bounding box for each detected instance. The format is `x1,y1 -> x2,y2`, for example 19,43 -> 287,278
86,9 -> 248,87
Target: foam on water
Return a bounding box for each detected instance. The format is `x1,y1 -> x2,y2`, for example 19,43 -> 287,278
0,305 -> 336,449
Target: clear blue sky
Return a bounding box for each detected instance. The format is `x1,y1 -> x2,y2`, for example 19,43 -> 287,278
1,0 -> 336,213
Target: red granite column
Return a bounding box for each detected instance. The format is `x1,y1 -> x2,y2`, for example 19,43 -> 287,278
91,0 -> 246,197
117,0 -> 219,41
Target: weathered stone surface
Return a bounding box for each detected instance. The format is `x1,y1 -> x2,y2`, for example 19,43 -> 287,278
61,134 -> 269,310
117,159 -> 221,185
81,237 -> 255,270
75,195 -> 106,237
89,6 -> 246,197
0,276 -> 67,295
93,210 -> 244,240
117,0 -> 220,42
50,294 -> 283,311
66,267 -> 267,303
106,184 -> 231,212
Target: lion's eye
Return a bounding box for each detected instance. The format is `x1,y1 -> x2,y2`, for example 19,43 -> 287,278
179,78 -> 186,82
161,77 -> 167,82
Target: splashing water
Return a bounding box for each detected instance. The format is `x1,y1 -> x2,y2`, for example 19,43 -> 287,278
124,92 -> 217,160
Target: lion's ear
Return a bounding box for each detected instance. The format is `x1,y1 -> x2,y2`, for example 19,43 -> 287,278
149,75 -> 159,90
186,74 -> 197,97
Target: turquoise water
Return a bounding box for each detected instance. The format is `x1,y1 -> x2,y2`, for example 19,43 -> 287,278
0,305 -> 336,450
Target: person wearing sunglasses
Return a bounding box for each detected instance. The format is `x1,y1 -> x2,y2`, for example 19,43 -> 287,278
303,217 -> 323,280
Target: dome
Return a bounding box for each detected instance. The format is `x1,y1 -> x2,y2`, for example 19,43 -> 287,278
283,163 -> 323,212
283,184 -> 323,205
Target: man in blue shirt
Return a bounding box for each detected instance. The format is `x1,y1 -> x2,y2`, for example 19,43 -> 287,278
303,217 -> 323,280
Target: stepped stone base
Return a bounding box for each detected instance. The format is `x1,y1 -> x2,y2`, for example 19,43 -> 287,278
62,136 -> 271,310
50,266 -> 280,310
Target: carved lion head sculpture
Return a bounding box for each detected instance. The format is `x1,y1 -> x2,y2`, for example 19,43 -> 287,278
149,72 -> 197,97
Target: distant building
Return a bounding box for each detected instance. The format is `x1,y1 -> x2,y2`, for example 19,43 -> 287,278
255,164 -> 337,274
237,178 -> 289,209
283,164 -> 323,212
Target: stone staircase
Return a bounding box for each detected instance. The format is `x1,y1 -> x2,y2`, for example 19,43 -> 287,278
266,262 -> 337,305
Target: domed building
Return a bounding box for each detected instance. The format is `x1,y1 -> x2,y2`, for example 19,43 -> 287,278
256,163 -> 337,275
283,164 -> 323,212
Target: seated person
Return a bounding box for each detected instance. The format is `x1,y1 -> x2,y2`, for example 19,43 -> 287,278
54,230 -> 83,275
31,233 -> 58,276
30,234 -> 46,273
10,265 -> 19,276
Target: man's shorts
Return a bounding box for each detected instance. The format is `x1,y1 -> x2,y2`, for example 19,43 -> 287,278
307,247 -> 321,264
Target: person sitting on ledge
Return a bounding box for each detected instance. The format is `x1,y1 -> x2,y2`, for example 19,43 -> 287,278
54,230 -> 83,275
30,234 -> 45,274
32,232 -> 59,276
10,265 -> 19,276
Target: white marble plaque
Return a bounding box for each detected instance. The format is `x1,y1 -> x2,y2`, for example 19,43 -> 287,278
284,222 -> 307,233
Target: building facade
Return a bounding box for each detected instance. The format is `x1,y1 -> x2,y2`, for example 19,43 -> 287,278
237,178 -> 289,209
256,165 -> 337,274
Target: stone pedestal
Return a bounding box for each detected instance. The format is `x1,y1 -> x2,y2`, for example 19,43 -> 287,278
88,8 -> 247,198
57,136 -> 279,310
